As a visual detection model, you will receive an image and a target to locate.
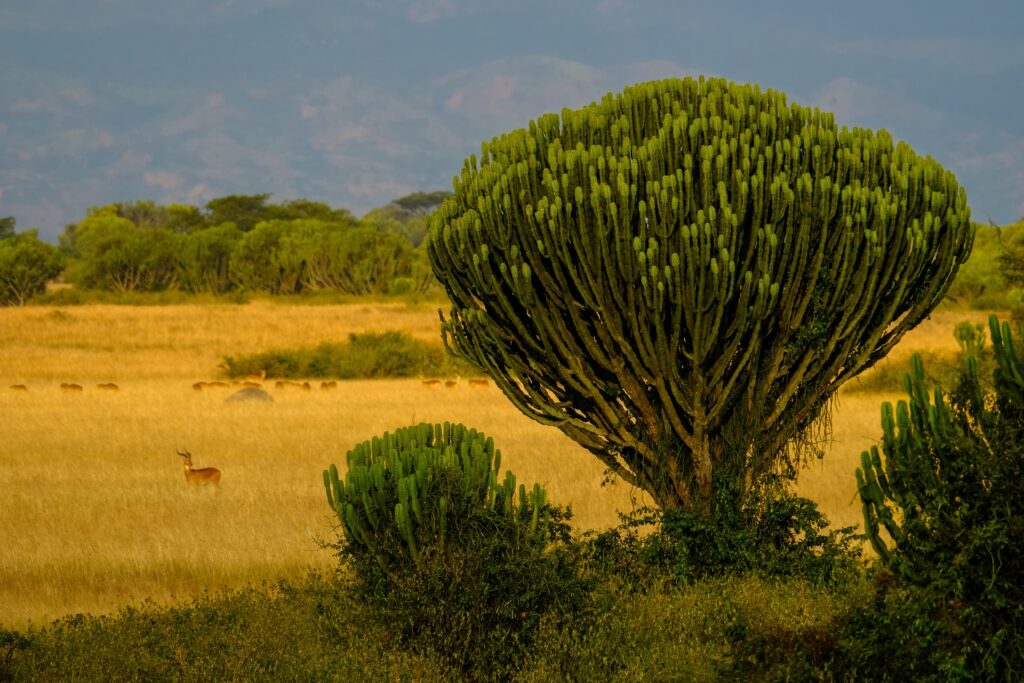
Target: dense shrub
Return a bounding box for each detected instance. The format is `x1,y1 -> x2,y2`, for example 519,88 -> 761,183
590,477 -> 860,589
831,572 -> 984,682
323,423 -> 590,678
0,576 -> 458,682
221,330 -> 478,379
5,571 -> 889,682
856,315 -> 1024,679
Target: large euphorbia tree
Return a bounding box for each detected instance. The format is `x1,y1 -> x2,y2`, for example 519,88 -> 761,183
426,77 -> 973,516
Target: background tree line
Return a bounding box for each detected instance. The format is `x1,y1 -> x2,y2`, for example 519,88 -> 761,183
3,192 -> 1023,306
0,192 -> 450,304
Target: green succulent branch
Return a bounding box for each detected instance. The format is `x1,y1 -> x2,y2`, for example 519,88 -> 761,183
427,76 -> 973,516
323,422 -> 550,570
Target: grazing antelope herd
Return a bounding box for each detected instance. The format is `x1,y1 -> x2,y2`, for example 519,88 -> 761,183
6,375 -> 490,393
6,374 -> 490,492
7,382 -> 119,392
421,376 -> 489,388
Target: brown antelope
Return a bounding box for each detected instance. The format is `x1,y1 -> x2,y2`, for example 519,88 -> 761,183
468,378 -> 489,387
320,380 -> 337,391
421,378 -> 442,387
444,377 -> 459,389
244,369 -> 267,383
97,382 -> 119,391
60,383 -> 83,392
208,381 -> 230,388
177,450 -> 221,486
10,384 -> 28,392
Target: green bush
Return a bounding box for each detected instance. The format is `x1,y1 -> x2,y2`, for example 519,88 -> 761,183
945,222 -> 1024,310
856,315 -> 1024,679
1,576 -> 458,682
590,478 -> 860,589
5,569 -> 887,682
323,422 -> 589,677
221,330 -> 478,379
522,573 -> 871,682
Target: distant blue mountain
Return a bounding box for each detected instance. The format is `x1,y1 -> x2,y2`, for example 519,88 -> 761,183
1,1 -> 1021,241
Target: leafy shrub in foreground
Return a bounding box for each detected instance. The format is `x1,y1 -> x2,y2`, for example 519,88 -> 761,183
1,577 -> 458,682
323,422 -> 590,678
856,315 -> 1024,679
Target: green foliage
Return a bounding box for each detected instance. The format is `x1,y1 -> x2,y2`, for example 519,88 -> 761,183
323,422 -> 551,576
945,222 -> 1024,309
832,572 -> 989,682
204,193 -> 273,232
857,315 -> 1024,678
942,222 -> 1015,307
56,194 -> 436,298
71,206 -> 181,292
229,218 -> 312,294
0,216 -> 16,240
428,75 -> 974,516
4,570 -> 890,683
176,221 -> 242,294
290,223 -> 429,295
165,204 -> 208,234
115,199 -> 171,229
323,423 -> 587,676
0,228 -> 65,306
1,576 -> 458,682
591,479 -> 859,589
998,223 -> 1024,286
224,217 -> 429,296
221,330 -> 477,379
364,190 -> 451,246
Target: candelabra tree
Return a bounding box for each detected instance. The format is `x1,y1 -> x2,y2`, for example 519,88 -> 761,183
427,77 -> 973,517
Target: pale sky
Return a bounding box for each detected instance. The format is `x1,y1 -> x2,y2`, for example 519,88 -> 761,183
1,0 -> 1022,241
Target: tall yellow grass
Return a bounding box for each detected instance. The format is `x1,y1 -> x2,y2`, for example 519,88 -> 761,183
0,303 -> 997,629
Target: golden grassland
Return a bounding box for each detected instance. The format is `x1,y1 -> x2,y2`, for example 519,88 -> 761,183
0,302 -> 999,629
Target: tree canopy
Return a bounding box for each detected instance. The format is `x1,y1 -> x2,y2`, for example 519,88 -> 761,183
0,225 -> 65,305
428,76 -> 973,515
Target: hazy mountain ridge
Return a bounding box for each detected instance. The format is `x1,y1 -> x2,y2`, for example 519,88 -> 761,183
1,1 -> 1021,240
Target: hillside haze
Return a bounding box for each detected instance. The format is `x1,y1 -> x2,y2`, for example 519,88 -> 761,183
1,0 -> 1022,241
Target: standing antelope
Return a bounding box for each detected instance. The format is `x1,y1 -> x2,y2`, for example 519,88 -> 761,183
243,369 -> 267,384
177,450 -> 221,486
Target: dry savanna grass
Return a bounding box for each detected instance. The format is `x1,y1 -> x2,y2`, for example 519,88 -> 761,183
0,302 -> 1001,629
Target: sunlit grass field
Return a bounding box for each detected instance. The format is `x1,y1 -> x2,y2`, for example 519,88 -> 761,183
0,301 -> 997,629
